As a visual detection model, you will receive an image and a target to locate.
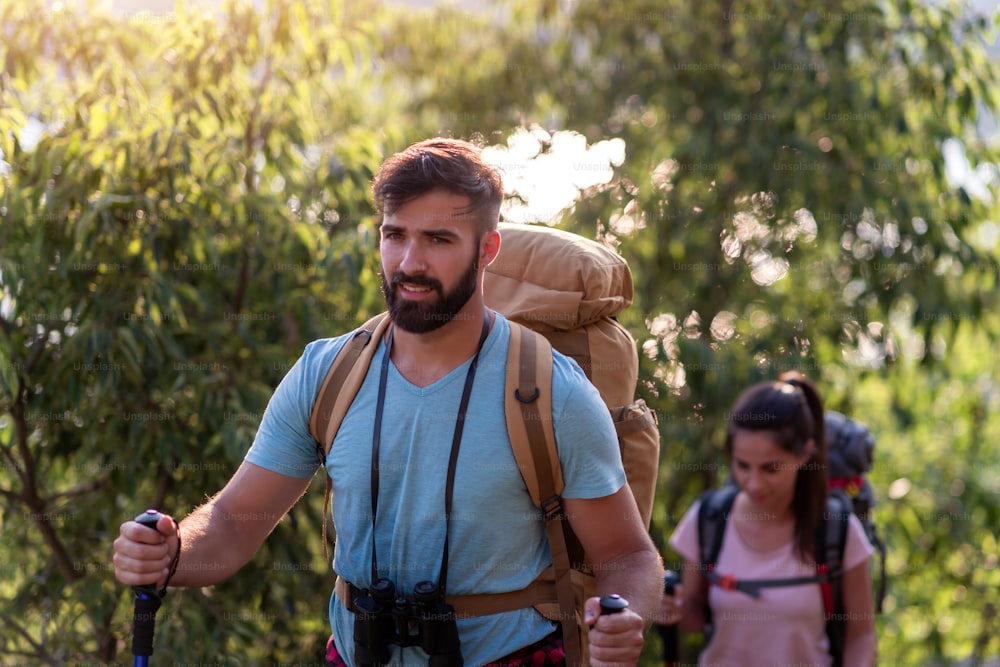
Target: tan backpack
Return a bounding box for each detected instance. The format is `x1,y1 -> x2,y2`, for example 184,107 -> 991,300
308,223 -> 660,667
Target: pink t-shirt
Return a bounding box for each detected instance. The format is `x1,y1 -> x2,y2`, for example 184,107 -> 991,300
669,498 -> 874,667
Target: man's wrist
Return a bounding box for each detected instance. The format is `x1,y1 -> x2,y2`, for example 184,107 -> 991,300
160,520 -> 181,594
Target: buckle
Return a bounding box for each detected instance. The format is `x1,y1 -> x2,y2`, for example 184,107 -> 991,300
348,582 -> 366,612
718,574 -> 738,591
315,441 -> 327,466
540,496 -> 562,521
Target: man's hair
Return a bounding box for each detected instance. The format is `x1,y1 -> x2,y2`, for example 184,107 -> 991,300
372,138 -> 504,235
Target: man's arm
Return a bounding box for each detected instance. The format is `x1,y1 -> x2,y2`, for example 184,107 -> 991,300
113,461 -> 312,588
565,485 -> 664,666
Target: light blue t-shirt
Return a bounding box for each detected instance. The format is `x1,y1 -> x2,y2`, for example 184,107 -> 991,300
245,313 -> 625,665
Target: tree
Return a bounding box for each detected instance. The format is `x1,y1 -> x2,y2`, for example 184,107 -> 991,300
0,0 -> 389,661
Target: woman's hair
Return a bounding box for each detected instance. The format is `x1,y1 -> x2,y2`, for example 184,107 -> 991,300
372,138 -> 504,236
724,371 -> 827,562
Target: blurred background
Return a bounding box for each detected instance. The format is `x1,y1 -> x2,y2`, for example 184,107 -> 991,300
1,0 -> 999,664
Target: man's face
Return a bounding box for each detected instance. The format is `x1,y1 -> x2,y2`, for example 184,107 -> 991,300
379,190 -> 490,334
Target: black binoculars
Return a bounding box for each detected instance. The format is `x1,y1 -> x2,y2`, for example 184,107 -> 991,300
353,578 -> 463,667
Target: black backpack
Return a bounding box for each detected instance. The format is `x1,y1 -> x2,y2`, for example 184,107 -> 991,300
695,411 -> 886,667
824,409 -> 887,607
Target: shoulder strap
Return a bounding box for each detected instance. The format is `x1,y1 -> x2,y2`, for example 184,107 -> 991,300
503,322 -> 561,505
819,491 -> 851,598
697,485 -> 739,570
695,484 -> 739,640
308,312 -> 391,559
819,490 -> 851,667
503,322 -> 584,667
309,313 -> 391,454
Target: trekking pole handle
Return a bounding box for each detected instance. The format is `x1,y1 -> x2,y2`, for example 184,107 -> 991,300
661,570 -> 680,666
133,510 -> 163,597
131,509 -> 166,664
663,570 -> 680,596
599,594 -> 629,615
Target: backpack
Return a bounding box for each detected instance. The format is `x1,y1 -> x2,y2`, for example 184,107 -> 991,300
824,409 -> 886,610
695,411 -> 885,667
308,222 -> 661,667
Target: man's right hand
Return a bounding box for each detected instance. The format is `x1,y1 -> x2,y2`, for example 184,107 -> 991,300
113,513 -> 179,589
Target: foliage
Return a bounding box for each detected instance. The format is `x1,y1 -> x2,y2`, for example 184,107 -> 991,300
0,0 -> 388,662
1,0 -> 999,664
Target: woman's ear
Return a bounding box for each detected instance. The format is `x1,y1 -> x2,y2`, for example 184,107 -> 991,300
800,437 -> 817,462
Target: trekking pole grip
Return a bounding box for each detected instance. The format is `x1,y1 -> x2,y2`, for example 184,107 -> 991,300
660,570 -> 680,666
599,594 -> 629,616
131,509 -> 166,661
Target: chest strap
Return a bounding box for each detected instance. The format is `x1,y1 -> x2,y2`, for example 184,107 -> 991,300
706,566 -> 843,599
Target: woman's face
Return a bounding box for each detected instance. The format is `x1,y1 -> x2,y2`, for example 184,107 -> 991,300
730,428 -> 812,517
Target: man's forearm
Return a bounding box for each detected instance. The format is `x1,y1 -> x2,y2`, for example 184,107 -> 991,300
169,499 -> 283,587
593,547 -> 664,630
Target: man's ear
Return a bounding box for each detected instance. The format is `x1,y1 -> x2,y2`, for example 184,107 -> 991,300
480,229 -> 501,267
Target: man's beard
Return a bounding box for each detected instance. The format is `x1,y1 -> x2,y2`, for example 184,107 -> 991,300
381,257 -> 479,334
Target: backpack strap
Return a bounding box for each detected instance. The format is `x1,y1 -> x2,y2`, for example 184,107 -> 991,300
503,322 -> 585,667
308,312 -> 391,559
696,486 -> 739,570
703,569 -> 841,598
869,524 -> 888,613
695,485 -> 739,640
821,490 -> 851,667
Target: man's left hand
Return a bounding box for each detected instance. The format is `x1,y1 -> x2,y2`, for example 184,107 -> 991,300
584,596 -> 645,667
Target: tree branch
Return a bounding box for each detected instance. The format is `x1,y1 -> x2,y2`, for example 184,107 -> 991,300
12,377 -> 38,502
47,477 -> 107,502
0,437 -> 28,490
91,597 -> 120,661
12,377 -> 80,582
0,612 -> 60,666
24,324 -> 53,374
152,467 -> 172,510
24,496 -> 81,584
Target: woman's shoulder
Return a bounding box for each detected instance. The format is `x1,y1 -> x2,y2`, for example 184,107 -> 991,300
842,512 -> 876,568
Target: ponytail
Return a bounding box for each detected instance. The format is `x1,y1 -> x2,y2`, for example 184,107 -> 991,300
780,372 -> 828,562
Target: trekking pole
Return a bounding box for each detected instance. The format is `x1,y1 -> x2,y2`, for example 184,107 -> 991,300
599,594 -> 629,616
131,509 -> 167,667
658,570 -> 680,667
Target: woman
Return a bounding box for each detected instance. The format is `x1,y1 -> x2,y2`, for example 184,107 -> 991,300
663,372 -> 876,666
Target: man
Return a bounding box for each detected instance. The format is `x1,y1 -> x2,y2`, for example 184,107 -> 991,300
113,138 -> 663,666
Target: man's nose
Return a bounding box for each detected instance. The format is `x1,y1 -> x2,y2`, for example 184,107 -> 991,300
398,240 -> 427,274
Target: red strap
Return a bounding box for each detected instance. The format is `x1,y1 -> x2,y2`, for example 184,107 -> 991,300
828,476 -> 864,497
817,563 -> 833,617
718,574 -> 738,591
